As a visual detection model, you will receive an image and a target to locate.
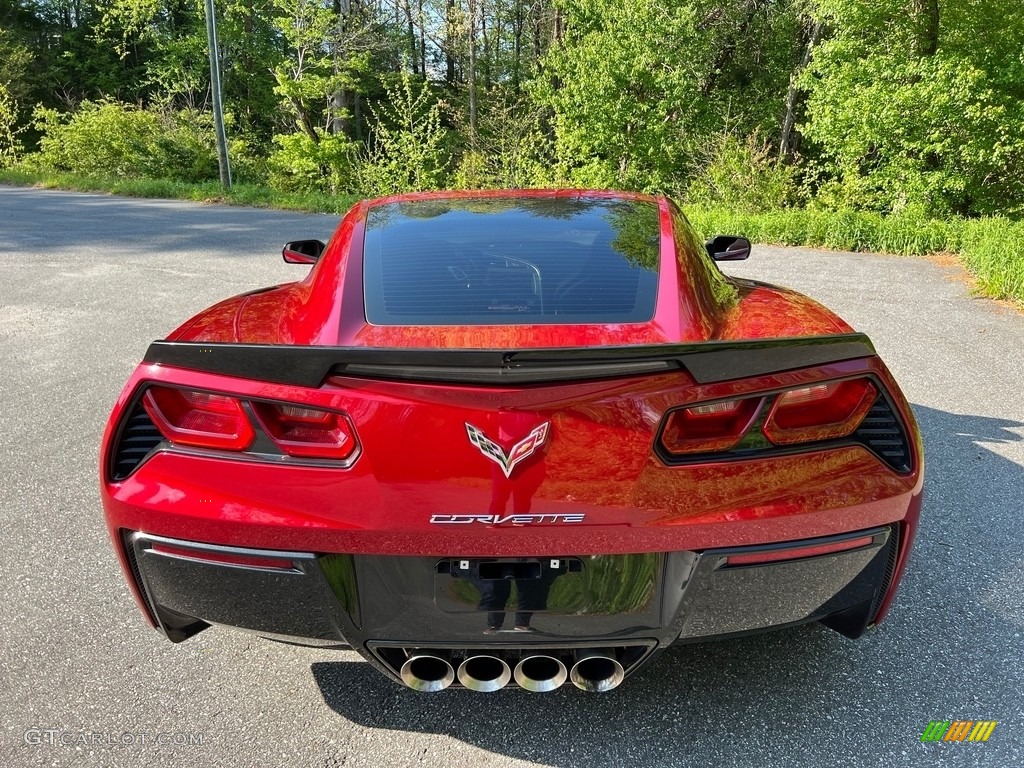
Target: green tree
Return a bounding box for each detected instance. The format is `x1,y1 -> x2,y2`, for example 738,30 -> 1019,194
802,0 -> 1024,216
534,0 -> 800,193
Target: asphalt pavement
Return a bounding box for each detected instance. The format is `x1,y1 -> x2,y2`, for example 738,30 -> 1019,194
1,186 -> 1021,767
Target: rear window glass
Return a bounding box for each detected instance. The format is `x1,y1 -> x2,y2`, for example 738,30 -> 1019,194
362,197 -> 661,325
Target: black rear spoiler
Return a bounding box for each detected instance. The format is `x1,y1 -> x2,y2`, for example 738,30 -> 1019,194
142,333 -> 875,387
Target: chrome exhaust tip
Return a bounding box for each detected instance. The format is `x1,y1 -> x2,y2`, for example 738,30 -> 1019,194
400,654 -> 455,692
513,655 -> 567,693
457,655 -> 512,693
569,650 -> 625,692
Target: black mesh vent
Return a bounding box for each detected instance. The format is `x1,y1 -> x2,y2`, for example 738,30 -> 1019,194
869,524 -> 901,623
121,532 -> 157,623
853,395 -> 912,473
111,402 -> 163,480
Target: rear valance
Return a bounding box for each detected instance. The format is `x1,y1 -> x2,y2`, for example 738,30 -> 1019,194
143,334 -> 876,387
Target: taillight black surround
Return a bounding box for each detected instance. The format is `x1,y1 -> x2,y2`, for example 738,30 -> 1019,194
110,402 -> 163,481
107,386 -> 361,482
655,377 -> 913,474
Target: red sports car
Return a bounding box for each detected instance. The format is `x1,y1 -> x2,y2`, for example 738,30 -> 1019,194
100,190 -> 922,693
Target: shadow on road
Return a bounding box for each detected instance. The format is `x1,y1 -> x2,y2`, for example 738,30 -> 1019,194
308,404 -> 1023,765
311,623 -> 840,766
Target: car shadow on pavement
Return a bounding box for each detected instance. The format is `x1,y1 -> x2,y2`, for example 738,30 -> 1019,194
310,404 -> 1024,766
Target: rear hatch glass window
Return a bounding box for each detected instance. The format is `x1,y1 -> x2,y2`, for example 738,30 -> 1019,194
362,197 -> 661,325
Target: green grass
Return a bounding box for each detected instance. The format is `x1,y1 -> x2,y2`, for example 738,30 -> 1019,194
688,206 -> 1024,306
2,167 -> 1021,305
0,168 -> 360,214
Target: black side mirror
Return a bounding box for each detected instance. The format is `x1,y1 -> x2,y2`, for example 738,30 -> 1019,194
282,239 -> 327,264
705,235 -> 751,261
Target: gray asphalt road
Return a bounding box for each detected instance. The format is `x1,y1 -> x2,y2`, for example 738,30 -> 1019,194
1,186 -> 1021,767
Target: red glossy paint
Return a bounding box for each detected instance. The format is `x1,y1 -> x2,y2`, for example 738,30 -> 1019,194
167,190 -> 850,348
101,189 -> 924,635
101,359 -> 923,623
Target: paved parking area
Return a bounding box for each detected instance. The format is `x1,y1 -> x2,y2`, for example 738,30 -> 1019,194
1,187 -> 1021,766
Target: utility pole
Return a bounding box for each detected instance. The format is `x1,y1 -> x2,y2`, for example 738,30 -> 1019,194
204,0 -> 232,188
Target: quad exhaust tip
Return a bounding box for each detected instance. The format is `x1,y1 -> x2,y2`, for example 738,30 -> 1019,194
570,650 -> 625,693
514,655 -> 568,693
400,654 -> 455,692
457,655 -> 512,692
398,649 -> 625,692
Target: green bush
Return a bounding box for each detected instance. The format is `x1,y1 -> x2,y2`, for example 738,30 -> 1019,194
685,132 -> 797,213
267,130 -> 356,194
25,100 -> 220,182
353,72 -> 451,197
450,90 -> 555,189
0,83 -> 23,168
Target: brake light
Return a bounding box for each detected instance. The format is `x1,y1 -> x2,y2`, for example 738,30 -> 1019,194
150,541 -> 295,570
726,535 -> 875,566
143,386 -> 255,451
762,378 -> 876,445
251,402 -> 357,460
660,397 -> 762,455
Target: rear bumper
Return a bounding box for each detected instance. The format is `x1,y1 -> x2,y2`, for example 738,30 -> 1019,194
124,524 -> 901,683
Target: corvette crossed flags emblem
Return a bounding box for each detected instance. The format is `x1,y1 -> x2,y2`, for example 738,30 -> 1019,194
465,422 -> 550,478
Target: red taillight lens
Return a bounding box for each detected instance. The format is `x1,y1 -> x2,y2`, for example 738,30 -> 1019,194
150,541 -> 295,571
251,402 -> 357,460
726,535 -> 875,566
142,386 -> 255,451
660,397 -> 762,455
763,378 -> 877,445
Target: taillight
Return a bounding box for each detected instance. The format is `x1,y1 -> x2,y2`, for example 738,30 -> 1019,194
660,397 -> 762,455
143,386 -> 254,451
251,402 -> 357,460
658,377 -> 882,459
762,379 -> 877,445
725,534 -> 876,566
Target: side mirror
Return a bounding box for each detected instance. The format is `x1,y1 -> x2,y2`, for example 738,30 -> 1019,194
705,235 -> 751,261
282,239 -> 327,264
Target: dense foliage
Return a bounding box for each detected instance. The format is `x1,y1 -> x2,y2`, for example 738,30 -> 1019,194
1,0 -> 1022,220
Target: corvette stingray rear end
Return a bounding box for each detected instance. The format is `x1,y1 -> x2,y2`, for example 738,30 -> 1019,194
100,190 -> 922,693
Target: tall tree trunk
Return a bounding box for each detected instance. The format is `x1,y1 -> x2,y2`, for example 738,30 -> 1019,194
481,0 -> 490,88
418,0 -> 426,78
402,0 -> 418,73
445,0 -> 457,85
512,0 -> 523,91
532,0 -> 542,63
468,0 -> 478,138
778,18 -> 821,163
330,0 -> 350,136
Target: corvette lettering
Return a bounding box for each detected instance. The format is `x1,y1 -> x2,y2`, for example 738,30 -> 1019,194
430,514 -> 586,525
465,421 -> 550,478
